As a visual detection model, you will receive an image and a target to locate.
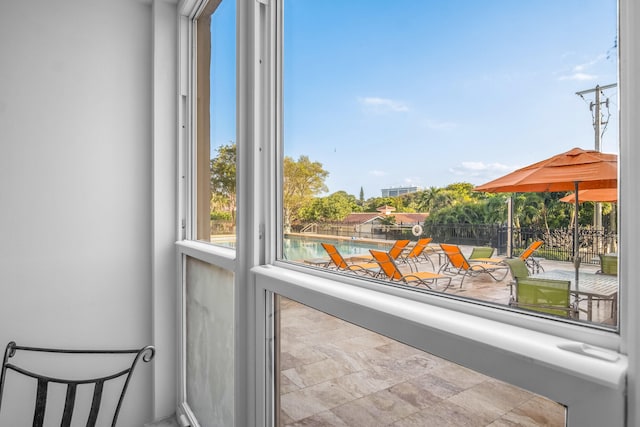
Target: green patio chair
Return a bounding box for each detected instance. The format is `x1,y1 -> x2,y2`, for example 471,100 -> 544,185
469,247 -> 494,259
599,254 -> 618,276
510,277 -> 577,318
469,246 -> 503,264
503,258 -> 530,295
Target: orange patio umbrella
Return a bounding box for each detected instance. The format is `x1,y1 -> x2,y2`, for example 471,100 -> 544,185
475,147 -> 618,288
559,188 -> 618,204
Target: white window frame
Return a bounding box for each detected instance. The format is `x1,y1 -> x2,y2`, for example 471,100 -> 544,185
173,0 -> 640,426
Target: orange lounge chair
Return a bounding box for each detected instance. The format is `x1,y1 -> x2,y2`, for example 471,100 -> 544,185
321,243 -> 380,276
398,238 -> 435,271
519,240 -> 544,273
351,239 -> 410,262
369,250 -> 451,291
438,243 -> 509,287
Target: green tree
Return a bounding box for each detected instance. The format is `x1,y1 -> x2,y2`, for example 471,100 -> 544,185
359,187 -> 365,205
415,186 -> 453,213
299,191 -> 358,222
210,142 -> 237,220
283,155 -> 329,225
363,197 -> 402,212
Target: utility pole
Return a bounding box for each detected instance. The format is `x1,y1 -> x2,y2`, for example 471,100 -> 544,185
575,83 -> 617,233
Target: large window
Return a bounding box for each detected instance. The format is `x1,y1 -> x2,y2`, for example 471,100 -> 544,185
280,0 -> 619,329
176,0 -> 637,426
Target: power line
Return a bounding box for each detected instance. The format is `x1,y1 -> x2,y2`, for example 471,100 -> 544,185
575,83 -> 617,151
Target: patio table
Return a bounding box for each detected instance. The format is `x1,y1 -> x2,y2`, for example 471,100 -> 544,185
531,270 -> 618,322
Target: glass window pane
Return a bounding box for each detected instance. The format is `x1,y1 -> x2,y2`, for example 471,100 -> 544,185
280,0 -> 618,329
275,295 -> 566,426
196,0 -> 236,247
185,256 -> 235,426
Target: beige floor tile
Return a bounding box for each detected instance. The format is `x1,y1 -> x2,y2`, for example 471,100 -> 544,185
280,370 -> 302,394
331,388 -> 420,426
332,369 -> 399,398
387,380 -> 444,409
285,410 -> 351,427
282,357 -> 357,389
407,373 -> 465,400
447,379 -> 535,420
429,361 -> 491,389
281,343 -> 330,367
391,399 -> 491,427
501,395 -> 566,426
280,381 -> 359,421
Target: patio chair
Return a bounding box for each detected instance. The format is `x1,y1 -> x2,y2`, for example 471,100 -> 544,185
519,240 -> 545,273
0,341 -> 155,427
321,243 -> 380,276
350,239 -> 410,262
595,254 -> 618,316
598,254 -> 618,275
503,258 -> 530,295
397,238 -> 435,271
369,250 -> 452,291
509,277 -> 578,318
468,246 -> 503,264
438,243 -> 509,288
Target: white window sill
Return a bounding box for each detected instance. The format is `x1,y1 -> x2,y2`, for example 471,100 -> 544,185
254,264 -> 627,424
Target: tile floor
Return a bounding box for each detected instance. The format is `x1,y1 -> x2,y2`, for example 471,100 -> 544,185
278,297 -> 567,426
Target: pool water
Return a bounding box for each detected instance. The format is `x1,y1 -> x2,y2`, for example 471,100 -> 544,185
283,236 -> 392,262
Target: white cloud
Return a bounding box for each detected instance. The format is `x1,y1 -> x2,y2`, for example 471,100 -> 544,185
558,54 -> 605,81
359,97 -> 409,112
369,170 -> 388,177
449,161 -> 516,182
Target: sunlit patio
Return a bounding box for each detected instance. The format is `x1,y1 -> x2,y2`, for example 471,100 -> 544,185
293,239 -> 617,327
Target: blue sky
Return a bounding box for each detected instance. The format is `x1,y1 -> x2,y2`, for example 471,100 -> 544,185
282,0 -> 618,199
209,0 -> 618,200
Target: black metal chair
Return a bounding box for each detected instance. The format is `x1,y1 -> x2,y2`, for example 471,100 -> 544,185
0,341 -> 155,427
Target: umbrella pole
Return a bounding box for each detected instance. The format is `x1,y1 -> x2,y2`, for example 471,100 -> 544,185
574,181 -> 580,291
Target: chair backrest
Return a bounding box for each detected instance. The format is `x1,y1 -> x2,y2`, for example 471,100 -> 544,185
469,246 -> 494,259
370,250 -> 403,280
515,278 -> 571,317
504,258 -> 529,280
519,240 -> 544,261
405,238 -> 432,258
388,240 -> 411,259
599,254 -> 618,275
321,243 -> 348,269
0,342 -> 154,427
439,244 -> 470,270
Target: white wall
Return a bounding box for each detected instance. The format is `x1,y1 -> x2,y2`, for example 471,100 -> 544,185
0,0 -> 160,425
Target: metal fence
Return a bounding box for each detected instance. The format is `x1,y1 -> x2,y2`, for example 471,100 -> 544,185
293,222 -> 618,265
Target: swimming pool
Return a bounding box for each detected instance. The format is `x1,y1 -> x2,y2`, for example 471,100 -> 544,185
283,235 -> 393,262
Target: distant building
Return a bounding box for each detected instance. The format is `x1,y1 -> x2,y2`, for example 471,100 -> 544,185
381,186 -> 421,197
342,205 -> 428,235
